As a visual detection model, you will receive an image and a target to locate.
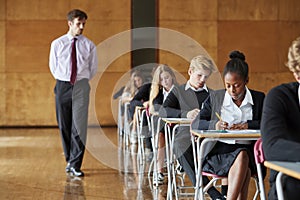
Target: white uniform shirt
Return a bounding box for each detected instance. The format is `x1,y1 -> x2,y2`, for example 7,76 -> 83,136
220,87 -> 253,144
49,34 -> 98,82
185,81 -> 208,92
163,85 -> 174,102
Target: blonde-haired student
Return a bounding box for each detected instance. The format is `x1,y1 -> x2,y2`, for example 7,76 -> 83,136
261,37 -> 300,200
147,64 -> 177,184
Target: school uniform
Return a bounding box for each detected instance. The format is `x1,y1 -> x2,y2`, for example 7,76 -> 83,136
261,82 -> 300,200
129,83 -> 151,119
191,88 -> 265,182
159,82 -> 211,186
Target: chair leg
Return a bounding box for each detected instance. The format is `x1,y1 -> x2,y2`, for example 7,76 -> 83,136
252,176 -> 260,200
276,172 -> 284,200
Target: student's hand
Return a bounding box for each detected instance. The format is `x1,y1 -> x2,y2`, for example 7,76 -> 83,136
143,101 -> 149,108
187,109 -> 200,119
229,122 -> 248,130
121,97 -> 132,103
216,120 -> 229,130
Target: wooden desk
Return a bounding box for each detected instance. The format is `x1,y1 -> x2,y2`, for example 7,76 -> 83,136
161,118 -> 193,200
192,129 -> 261,139
191,129 -> 261,200
264,161 -> 300,200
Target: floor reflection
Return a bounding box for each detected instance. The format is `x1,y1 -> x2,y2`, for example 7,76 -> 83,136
118,136 -> 168,200
0,127 -> 264,199
64,176 -> 85,200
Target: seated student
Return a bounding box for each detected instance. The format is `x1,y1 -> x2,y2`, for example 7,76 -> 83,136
128,67 -> 157,144
192,50 -> 265,200
160,55 -> 226,199
113,86 -> 125,99
145,64 -> 178,184
120,70 -> 145,138
261,37 -> 300,200
121,70 -> 145,104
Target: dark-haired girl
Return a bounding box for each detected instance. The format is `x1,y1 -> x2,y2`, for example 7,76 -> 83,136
192,50 -> 265,200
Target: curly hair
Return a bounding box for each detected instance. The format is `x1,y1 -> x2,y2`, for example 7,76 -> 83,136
286,37 -> 300,73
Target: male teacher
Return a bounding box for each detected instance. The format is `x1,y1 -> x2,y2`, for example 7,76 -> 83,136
49,9 -> 98,177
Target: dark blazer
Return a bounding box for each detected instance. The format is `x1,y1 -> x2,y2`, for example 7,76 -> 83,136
261,82 -> 300,199
159,84 -> 211,118
129,83 -> 151,118
190,88 -> 265,161
132,82 -> 152,102
159,83 -> 211,159
192,88 -> 265,130
152,88 -> 164,112
113,86 -> 125,99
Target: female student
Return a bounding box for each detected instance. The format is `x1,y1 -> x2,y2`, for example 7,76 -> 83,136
121,70 -> 145,104
146,64 -> 177,185
120,70 -> 145,143
192,50 -> 265,200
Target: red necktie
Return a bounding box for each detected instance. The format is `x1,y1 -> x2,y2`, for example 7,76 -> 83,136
70,38 -> 77,85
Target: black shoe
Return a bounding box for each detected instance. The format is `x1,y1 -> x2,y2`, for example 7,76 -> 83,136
153,172 -> 164,185
70,167 -> 84,177
213,196 -> 226,200
65,163 -> 71,173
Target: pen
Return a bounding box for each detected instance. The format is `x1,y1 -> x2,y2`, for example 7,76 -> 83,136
215,112 -> 227,131
215,112 -> 222,121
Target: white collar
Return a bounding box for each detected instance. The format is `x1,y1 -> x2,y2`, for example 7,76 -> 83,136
163,85 -> 174,95
223,86 -> 253,107
67,34 -> 80,41
185,81 -> 208,92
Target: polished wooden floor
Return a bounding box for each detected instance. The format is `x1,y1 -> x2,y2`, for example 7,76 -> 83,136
0,127 -> 269,200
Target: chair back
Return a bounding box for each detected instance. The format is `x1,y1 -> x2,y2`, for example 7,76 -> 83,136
253,138 -> 266,200
145,106 -> 150,117
254,138 -> 265,164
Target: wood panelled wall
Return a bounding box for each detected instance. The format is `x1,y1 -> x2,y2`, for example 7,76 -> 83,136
1,0 -> 300,126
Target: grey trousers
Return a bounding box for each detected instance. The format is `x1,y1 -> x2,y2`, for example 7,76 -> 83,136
55,79 -> 90,170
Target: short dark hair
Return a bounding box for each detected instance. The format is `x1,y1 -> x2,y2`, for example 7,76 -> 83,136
67,9 -> 88,21
223,50 -> 249,81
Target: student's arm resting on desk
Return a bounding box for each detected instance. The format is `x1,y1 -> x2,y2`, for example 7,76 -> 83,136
129,83 -> 151,116
191,96 -> 215,130
152,91 -> 164,113
159,89 -> 184,118
261,83 -> 300,162
132,83 -> 151,102
192,89 -> 264,131
113,86 -> 125,99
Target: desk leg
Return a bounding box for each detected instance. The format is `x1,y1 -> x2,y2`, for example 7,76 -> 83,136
195,138 -> 207,200
194,138 -> 200,200
165,123 -> 172,200
171,125 -> 179,200
151,117 -> 159,187
195,138 -> 214,200
276,172 -> 284,200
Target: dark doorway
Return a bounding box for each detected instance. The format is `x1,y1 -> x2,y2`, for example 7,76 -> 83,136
131,0 -> 158,80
